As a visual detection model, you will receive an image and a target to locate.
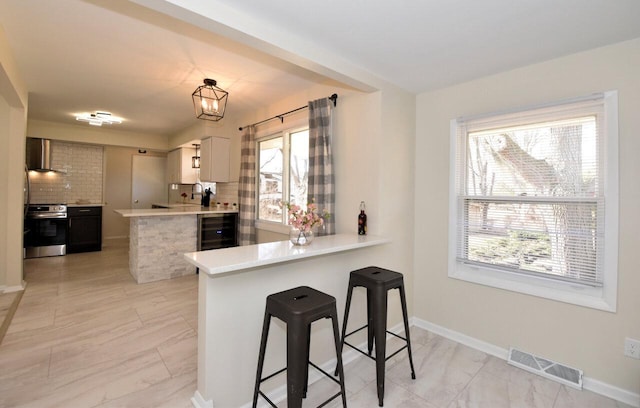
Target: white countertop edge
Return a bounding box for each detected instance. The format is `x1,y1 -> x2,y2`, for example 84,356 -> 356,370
183,234 -> 390,276
114,208 -> 238,217
66,203 -> 105,207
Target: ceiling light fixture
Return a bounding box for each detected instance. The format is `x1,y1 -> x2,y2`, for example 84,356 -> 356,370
75,111 -> 123,126
192,78 -> 228,122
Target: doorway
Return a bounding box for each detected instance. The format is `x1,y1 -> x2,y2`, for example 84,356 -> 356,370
132,155 -> 167,209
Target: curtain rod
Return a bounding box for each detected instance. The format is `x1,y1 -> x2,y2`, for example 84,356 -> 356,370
238,93 -> 337,131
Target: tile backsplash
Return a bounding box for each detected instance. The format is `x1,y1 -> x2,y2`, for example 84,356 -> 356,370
215,182 -> 239,206
29,141 -> 104,204
167,181 -> 239,206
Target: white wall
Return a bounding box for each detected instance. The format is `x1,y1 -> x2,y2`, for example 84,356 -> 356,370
28,119 -> 169,151
414,38 -> 640,395
229,81 -> 416,316
0,26 -> 28,292
0,93 -> 9,287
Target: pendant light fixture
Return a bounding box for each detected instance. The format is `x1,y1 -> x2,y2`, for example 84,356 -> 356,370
192,144 -> 201,169
192,78 -> 228,121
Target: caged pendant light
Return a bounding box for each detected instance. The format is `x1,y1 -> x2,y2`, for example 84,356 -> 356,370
192,144 -> 200,169
192,78 -> 228,121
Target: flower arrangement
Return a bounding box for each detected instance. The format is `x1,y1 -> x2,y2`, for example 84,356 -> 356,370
284,201 -> 329,232
181,192 -> 188,203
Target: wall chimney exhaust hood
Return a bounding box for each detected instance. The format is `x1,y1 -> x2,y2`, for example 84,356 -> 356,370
26,138 -> 65,173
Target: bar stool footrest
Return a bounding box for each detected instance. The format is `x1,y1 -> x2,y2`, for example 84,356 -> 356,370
258,367 -> 288,384
258,362 -> 345,407
343,324 -> 412,362
343,340 -> 410,363
309,361 -> 343,386
257,390 -> 278,408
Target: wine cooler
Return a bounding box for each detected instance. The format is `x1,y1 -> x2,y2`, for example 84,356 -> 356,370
197,213 -> 238,251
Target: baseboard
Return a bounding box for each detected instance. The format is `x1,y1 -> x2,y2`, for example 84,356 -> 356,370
103,235 -> 129,240
412,318 -> 509,360
582,377 -> 640,408
412,317 -> 640,408
1,281 -> 26,294
0,288 -> 24,345
190,390 -> 212,408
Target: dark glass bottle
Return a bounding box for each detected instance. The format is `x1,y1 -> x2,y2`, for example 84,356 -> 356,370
358,201 -> 367,235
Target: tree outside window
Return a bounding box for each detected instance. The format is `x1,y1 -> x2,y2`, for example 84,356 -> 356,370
257,129 -> 309,224
450,92 -> 618,311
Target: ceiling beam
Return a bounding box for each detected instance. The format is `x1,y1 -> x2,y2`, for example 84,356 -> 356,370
127,0 -> 387,93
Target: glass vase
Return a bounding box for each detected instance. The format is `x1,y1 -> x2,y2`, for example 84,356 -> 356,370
289,227 -> 314,246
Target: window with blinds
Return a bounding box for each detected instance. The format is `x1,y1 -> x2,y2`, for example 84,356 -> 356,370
449,92 -> 619,311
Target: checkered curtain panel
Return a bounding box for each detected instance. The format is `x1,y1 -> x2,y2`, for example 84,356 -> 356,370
308,97 -> 335,236
238,125 -> 257,245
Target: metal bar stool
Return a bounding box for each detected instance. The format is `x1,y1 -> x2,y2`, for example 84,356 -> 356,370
252,286 -> 348,408
337,266 -> 416,407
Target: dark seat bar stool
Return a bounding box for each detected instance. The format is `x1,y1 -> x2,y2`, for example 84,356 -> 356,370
253,286 -> 348,408
337,266 -> 416,407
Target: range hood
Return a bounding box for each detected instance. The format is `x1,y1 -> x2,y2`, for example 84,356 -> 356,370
26,138 -> 64,173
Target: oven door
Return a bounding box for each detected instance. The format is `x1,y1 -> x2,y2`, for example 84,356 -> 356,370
24,217 -> 68,258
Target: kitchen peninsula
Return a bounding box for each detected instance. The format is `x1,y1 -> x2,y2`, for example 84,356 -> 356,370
114,207 -> 238,283
183,234 -> 390,407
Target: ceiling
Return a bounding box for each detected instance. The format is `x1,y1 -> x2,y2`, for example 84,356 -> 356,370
2,0 -> 640,137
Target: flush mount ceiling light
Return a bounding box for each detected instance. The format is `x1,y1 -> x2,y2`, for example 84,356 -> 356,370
75,111 -> 123,126
192,78 -> 228,122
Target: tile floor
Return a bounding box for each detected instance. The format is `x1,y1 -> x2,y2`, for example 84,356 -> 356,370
0,289 -> 22,343
0,238 -> 631,408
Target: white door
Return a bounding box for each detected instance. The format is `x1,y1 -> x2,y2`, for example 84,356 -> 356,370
132,155 -> 167,209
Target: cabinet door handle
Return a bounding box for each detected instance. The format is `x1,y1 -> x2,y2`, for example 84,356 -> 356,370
79,209 -> 91,212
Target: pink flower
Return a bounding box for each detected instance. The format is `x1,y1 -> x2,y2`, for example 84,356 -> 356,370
283,199 -> 330,231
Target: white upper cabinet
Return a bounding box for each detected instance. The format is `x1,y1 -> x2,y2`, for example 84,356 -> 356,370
167,147 -> 198,184
200,136 -> 230,182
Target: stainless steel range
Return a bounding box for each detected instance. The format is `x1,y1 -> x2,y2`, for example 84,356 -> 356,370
24,204 -> 68,258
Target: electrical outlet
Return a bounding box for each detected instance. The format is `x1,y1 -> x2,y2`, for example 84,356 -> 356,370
624,337 -> 640,359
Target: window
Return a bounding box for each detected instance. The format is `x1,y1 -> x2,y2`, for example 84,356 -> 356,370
449,92 -> 618,311
257,128 -> 310,224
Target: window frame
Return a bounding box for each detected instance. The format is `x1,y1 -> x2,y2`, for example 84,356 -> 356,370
255,122 -> 310,234
448,91 -> 619,312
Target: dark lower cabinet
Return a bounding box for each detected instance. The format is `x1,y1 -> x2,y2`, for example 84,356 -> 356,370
68,206 -> 102,253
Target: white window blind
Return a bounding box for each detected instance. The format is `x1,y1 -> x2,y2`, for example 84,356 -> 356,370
454,96 -> 607,287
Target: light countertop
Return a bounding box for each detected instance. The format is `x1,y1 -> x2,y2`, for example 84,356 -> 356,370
67,203 -> 105,207
114,207 -> 238,217
152,202 -> 204,208
184,234 -> 389,276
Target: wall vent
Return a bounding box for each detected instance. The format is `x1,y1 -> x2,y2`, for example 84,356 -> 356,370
507,347 -> 583,389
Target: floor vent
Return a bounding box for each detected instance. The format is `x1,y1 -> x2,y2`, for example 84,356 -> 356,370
507,347 -> 583,389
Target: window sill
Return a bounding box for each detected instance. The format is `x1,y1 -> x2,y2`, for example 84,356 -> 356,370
448,261 -> 616,313
255,220 -> 290,235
